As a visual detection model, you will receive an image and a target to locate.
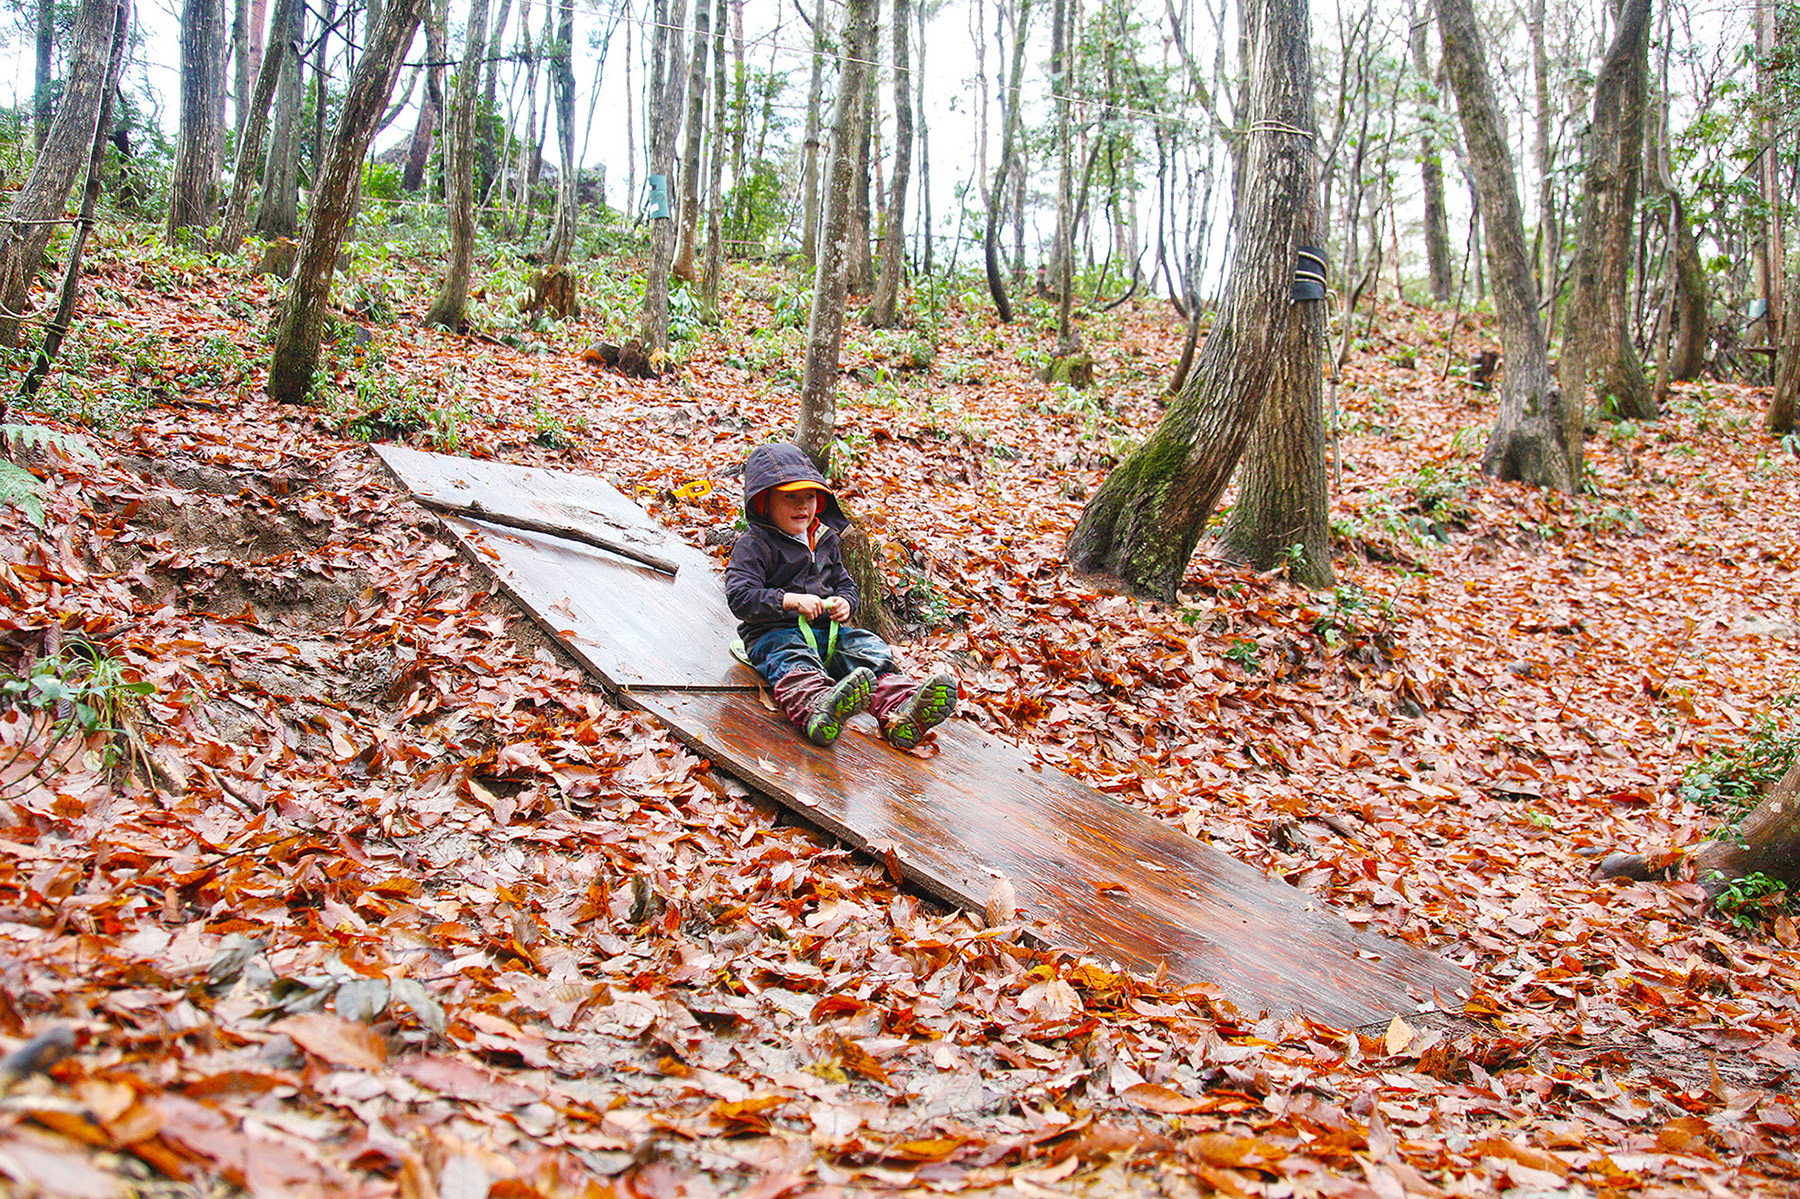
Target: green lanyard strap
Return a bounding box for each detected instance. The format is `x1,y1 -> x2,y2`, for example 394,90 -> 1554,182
797,616 -> 839,665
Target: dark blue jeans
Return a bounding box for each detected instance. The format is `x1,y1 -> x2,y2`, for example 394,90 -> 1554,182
746,619 -> 895,685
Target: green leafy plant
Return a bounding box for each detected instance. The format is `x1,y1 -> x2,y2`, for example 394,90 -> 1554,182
1682,702 -> 1800,820
1,643 -> 155,791
1225,638 -> 1262,674
1707,871 -> 1789,932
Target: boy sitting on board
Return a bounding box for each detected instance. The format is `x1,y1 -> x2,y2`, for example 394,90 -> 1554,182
725,442 -> 958,749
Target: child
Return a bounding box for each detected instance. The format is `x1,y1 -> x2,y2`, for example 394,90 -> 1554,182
725,442 -> 958,749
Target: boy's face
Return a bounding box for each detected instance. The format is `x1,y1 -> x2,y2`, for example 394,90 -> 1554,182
768,488 -> 821,537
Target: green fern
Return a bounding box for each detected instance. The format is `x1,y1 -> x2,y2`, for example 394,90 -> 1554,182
0,460 -> 44,527
2,423 -> 99,463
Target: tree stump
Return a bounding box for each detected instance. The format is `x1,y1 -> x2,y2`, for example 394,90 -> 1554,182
1039,353 -> 1095,390
252,238 -> 299,279
522,265 -> 581,320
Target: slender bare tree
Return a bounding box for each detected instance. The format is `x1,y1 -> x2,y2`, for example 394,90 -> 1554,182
426,0 -> 492,329
868,0 -> 914,327
266,0 -> 428,403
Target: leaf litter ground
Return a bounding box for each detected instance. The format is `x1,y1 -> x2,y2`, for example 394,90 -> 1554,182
0,244 -> 1797,1198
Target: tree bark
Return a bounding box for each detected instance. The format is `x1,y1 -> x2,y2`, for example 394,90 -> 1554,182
1049,0 -> 1076,347
1409,4 -> 1451,303
19,0 -> 128,399
847,3 -> 880,297
253,0 -> 303,240
1433,0 -> 1574,492
1772,253 -> 1800,435
217,0 -> 298,253
169,0 -> 225,243
799,0 -> 829,262
1065,0 -> 1320,601
671,0 -> 712,283
33,0 -> 54,151
425,0 -> 490,329
265,0 -> 427,404
1559,0 -> 1653,462
638,0 -> 689,353
0,0 -> 122,349
699,0 -> 728,322
795,0 -> 876,463
478,0 -> 516,206
984,0 -> 1030,324
402,0 -> 447,193
868,0 -> 913,327
540,0 -> 578,272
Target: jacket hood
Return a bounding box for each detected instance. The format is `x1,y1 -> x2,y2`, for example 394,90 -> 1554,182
743,443 -> 847,530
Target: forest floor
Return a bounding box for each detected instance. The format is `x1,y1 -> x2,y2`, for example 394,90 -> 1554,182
0,224 -> 1797,1198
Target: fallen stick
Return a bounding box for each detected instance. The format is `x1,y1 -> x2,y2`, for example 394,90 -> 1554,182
417,497 -> 681,576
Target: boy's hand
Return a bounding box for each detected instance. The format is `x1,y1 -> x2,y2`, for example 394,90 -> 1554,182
783,593 -> 827,619
824,596 -> 851,622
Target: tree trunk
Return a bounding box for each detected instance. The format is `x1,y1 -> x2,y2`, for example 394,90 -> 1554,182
478,0 -> 516,206
1772,255 -> 1800,435
169,0 -> 225,243
309,0 -> 336,196
1049,0 -> 1076,347
795,0 -> 876,462
847,4 -> 879,297
914,0 -> 932,275
1559,0 -> 1653,461
868,0 -> 912,327
1528,0 -> 1553,305
1433,0 -> 1574,493
1410,3 -> 1451,303
799,0 -> 829,262
671,0 -> 711,283
425,0 -> 490,330
1599,758 -> 1800,899
699,0 -> 727,322
0,0 -> 122,349
539,0 -> 577,273
217,0 -> 298,252
253,0 -> 303,240
984,0 -> 1030,324
19,0 -> 128,399
1065,0 -> 1319,602
33,0 -> 54,151
638,0 -> 689,353
401,0 -> 446,193
265,0 -> 427,404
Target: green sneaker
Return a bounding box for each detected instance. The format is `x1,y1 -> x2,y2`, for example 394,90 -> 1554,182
806,667 -> 875,747
883,673 -> 958,750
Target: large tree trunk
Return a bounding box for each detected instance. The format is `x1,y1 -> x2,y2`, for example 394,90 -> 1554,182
1216,1 -> 1330,590
265,0 -> 427,404
638,0 -> 689,353
401,0 -> 446,193
425,0 -> 490,329
1600,759 -> 1800,899
0,0 -> 123,349
847,9 -> 879,297
1065,0 -> 1318,602
795,0 -> 876,462
169,0 -> 225,243
253,0 -> 303,240
217,0 -> 297,252
1409,3 -> 1452,303
867,0 -> 912,327
984,0 -> 1030,324
1433,0 -> 1574,493
1558,0 -> 1653,465
671,0 -> 711,283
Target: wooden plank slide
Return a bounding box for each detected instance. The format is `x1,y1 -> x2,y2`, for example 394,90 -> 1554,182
375,445 -> 1473,1029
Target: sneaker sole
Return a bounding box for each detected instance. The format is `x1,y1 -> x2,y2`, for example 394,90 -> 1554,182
807,668 -> 875,746
885,677 -> 957,750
